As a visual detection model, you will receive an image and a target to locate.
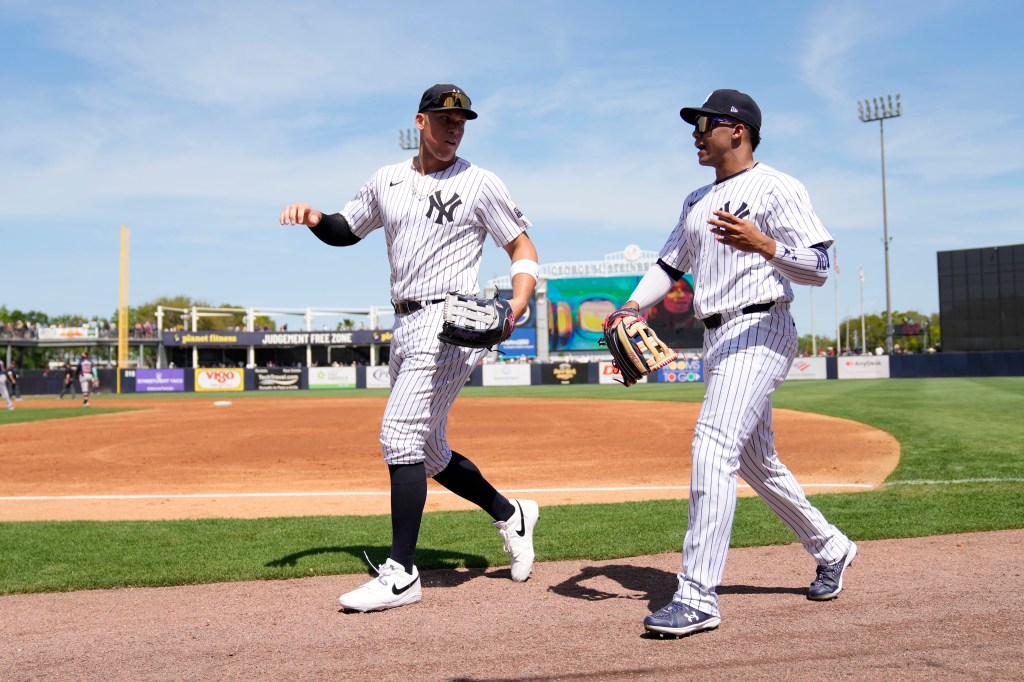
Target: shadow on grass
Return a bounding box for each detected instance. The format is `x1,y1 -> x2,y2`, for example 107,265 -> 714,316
265,544 -> 494,586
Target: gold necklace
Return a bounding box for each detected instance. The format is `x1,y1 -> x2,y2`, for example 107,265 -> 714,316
411,173 -> 438,199
410,158 -> 439,199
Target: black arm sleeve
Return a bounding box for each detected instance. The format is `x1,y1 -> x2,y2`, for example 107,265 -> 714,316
309,213 -> 361,247
656,258 -> 684,281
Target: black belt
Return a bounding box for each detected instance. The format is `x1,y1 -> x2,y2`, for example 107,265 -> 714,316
392,298 -> 445,315
700,302 -> 775,330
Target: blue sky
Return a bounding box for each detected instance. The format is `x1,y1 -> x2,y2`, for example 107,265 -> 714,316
2,0 -> 1021,339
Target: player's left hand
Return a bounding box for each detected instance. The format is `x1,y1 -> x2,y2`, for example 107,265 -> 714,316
279,202 -> 323,228
708,210 -> 777,259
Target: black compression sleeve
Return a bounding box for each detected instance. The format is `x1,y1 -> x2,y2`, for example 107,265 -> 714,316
309,213 -> 360,247
656,258 -> 684,281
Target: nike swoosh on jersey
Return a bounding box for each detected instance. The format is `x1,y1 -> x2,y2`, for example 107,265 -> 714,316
391,576 -> 417,595
389,180 -> 403,187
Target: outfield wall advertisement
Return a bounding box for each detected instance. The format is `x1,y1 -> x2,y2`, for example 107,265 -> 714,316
135,368 -> 185,392
482,363 -> 532,386
838,356 -> 891,379
542,362 -> 588,385
786,357 -> 828,381
598,361 -> 647,385
194,368 -> 244,392
255,367 -> 301,391
308,366 -> 357,389
657,358 -> 704,383
365,365 -> 391,389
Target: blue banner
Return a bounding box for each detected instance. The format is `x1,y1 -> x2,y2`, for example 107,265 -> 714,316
657,358 -> 703,383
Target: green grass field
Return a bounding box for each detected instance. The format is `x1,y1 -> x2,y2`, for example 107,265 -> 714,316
1,377 -> 1022,594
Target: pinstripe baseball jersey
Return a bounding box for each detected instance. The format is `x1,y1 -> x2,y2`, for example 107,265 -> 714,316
341,157 -> 531,301
658,163 -> 833,319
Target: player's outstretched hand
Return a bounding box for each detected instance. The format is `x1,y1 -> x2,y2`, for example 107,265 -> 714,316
279,202 -> 323,228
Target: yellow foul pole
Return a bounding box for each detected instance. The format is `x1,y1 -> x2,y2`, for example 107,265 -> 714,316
117,225 -> 130,394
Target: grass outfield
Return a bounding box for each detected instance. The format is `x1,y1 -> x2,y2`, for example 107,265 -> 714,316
1,377 -> 1022,594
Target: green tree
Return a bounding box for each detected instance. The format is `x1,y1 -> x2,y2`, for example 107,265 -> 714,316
113,296 -> 275,332
834,309 -> 940,353
797,334 -> 837,356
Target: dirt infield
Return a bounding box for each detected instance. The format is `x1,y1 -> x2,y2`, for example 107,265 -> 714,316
3,530 -> 1022,680
2,396 -> 1021,679
0,395 -> 897,521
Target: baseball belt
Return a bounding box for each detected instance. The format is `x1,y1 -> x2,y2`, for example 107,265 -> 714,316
700,302 -> 775,330
392,298 -> 445,315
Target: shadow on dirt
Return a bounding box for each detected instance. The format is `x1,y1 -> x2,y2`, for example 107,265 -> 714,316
548,563 -> 804,611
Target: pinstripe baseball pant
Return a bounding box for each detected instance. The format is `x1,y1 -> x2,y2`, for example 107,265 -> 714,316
675,303 -> 852,616
380,303 -> 485,476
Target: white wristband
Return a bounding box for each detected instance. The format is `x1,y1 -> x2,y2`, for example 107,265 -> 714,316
510,259 -> 539,282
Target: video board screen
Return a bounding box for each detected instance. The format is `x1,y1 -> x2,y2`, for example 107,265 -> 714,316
547,275 -> 702,351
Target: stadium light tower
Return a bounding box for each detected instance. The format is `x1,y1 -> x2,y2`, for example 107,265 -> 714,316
858,94 -> 901,354
398,128 -> 419,150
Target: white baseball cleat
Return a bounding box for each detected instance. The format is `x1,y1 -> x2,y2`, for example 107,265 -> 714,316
494,499 -> 539,582
338,558 -> 422,613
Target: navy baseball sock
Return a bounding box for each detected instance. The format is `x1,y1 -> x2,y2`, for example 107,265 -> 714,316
388,462 -> 426,574
433,451 -> 516,522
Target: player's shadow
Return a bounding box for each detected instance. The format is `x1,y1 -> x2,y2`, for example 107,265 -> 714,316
265,545 -> 492,588
548,564 -> 678,611
548,564 -> 805,612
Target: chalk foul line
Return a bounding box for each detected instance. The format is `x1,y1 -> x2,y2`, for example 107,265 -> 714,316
1,483 -> 876,502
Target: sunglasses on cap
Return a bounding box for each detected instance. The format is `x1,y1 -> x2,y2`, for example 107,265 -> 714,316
429,91 -> 472,111
694,115 -> 739,134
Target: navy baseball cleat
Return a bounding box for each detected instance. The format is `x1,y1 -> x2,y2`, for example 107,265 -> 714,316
808,542 -> 858,601
643,601 -> 720,637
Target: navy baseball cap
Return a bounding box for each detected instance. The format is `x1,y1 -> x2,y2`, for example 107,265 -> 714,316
680,89 -> 761,132
418,84 -> 478,119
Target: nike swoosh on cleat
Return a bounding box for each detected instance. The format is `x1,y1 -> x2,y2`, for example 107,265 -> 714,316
392,578 -> 417,595
389,180 -> 403,186
515,501 -> 526,537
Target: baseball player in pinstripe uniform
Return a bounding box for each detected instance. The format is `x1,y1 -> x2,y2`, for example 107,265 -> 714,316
616,89 -> 857,637
0,359 -> 13,410
280,84 -> 540,613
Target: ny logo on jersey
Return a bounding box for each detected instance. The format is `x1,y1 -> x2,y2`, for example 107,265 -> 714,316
721,200 -> 750,220
426,191 -> 463,225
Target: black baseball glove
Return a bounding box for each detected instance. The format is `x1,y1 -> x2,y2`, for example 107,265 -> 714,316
600,308 -> 678,387
438,293 -> 516,350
